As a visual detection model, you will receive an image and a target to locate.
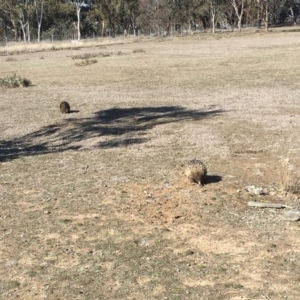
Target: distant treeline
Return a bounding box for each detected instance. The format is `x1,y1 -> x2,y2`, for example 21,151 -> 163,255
0,0 -> 299,42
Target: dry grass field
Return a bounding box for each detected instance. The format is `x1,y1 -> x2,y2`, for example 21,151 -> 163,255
1,29 -> 300,299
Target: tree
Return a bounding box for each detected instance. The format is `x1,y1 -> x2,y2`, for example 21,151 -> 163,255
75,0 -> 85,40
209,0 -> 217,32
116,0 -> 139,34
94,0 -> 120,36
229,0 -> 244,31
286,0 -> 298,25
0,0 -> 33,41
13,0 -> 34,42
255,0 -> 270,31
33,0 -> 44,41
136,0 -> 154,31
0,1 -> 19,40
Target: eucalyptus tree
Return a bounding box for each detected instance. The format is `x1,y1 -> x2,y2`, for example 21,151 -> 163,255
273,0 -> 288,23
153,0 -> 173,33
0,0 -> 19,39
229,0 -> 245,31
209,0 -> 217,32
286,0 -> 298,24
17,0 -> 34,42
33,0 -> 44,41
175,0 -> 210,29
136,0 -> 172,34
170,0 -> 201,30
66,0 -> 86,40
170,0 -> 191,29
254,0 -> 271,30
0,0 -> 32,41
42,0 -> 77,39
92,0 -> 127,36
8,0 -> 34,42
118,0 -> 139,34
136,0 -> 155,31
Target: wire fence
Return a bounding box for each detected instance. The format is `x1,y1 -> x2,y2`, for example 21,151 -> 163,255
0,29 -> 193,42
0,31 -> 175,54
0,25 -> 267,55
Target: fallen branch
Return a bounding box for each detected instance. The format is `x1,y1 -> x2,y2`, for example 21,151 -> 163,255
247,201 -> 293,209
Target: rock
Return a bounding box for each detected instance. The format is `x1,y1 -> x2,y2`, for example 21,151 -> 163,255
284,209 -> 300,221
245,185 -> 264,195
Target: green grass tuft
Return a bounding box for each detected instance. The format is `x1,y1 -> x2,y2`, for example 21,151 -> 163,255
0,73 -> 31,88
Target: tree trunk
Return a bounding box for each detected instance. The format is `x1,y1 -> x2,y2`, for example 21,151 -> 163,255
27,21 -> 30,43
264,2 -> 269,32
77,6 -> 81,40
11,20 -> 18,41
20,21 -> 27,42
289,7 -> 296,25
230,0 -> 244,32
237,16 -> 242,31
34,0 -> 44,42
37,23 -> 41,42
210,1 -> 215,34
131,18 -> 135,35
102,21 -> 105,37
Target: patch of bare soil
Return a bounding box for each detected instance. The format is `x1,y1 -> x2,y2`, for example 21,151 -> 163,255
119,180 -> 202,225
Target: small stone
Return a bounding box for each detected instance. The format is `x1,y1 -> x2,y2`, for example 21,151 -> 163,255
5,260 -> 17,267
284,209 -> 300,221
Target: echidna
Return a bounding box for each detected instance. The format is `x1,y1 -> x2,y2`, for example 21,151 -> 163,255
60,101 -> 70,114
184,160 -> 207,186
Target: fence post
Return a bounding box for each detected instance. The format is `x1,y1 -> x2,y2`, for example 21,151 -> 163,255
5,37 -> 8,56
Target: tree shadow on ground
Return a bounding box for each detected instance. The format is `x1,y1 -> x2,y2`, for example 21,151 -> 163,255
0,106 -> 224,162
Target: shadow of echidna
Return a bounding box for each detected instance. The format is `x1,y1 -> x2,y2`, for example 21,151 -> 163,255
60,101 -> 70,114
184,159 -> 207,186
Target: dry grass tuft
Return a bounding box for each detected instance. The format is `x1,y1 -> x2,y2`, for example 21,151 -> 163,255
279,146 -> 300,194
133,48 -> 146,53
74,58 -> 98,67
286,180 -> 300,194
71,53 -> 98,60
5,57 -> 17,62
280,157 -> 291,192
71,52 -> 113,61
99,52 -> 112,57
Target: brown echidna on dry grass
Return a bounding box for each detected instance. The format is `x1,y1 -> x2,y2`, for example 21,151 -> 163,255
184,159 -> 207,186
60,101 -> 70,113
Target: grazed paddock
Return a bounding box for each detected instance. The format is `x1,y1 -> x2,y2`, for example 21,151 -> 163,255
1,29 -> 300,299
